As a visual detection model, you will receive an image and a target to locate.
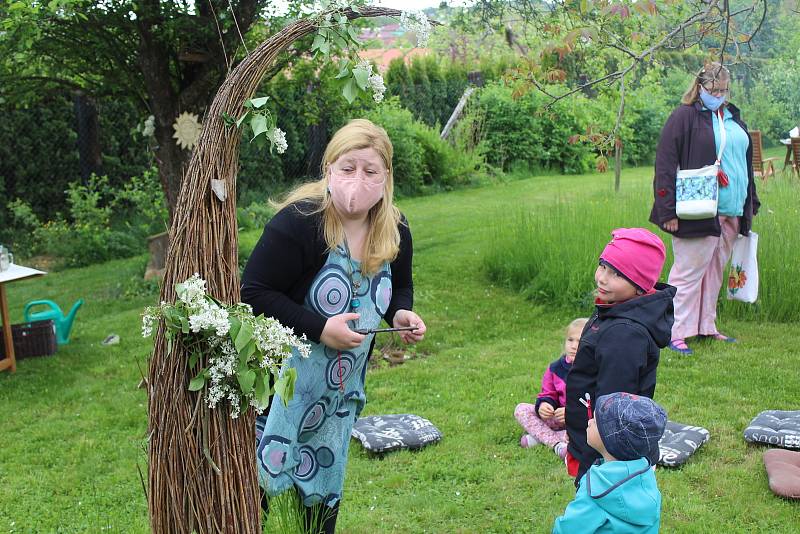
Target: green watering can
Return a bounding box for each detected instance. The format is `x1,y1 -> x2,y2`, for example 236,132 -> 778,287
23,299 -> 84,345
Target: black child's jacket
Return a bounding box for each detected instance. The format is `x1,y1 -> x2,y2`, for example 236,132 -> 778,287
565,283 -> 676,484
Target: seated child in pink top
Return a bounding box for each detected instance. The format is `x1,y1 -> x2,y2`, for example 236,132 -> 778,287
515,318 -> 588,459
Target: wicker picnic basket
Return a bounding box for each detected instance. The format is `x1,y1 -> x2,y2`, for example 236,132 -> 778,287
0,319 -> 57,359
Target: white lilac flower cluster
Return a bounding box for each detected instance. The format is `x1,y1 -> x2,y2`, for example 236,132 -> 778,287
142,274 -> 309,418
400,10 -> 431,48
137,115 -> 155,138
271,127 -> 288,154
355,59 -> 386,103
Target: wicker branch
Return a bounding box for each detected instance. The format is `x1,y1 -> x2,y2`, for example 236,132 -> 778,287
147,7 -> 402,533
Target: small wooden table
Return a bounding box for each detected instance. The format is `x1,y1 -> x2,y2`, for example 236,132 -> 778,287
780,138 -> 792,169
0,264 -> 46,373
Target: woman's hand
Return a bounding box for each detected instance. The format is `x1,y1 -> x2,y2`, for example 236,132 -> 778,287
554,407 -> 566,425
392,309 -> 426,344
320,313 -> 365,350
538,403 -> 554,420
662,218 -> 679,232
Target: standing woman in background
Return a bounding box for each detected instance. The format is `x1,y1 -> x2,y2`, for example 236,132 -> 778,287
242,119 -> 426,532
650,62 -> 759,356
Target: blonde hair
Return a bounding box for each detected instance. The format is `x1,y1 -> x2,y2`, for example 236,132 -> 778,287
274,119 -> 402,275
566,317 -> 589,336
681,62 -> 731,105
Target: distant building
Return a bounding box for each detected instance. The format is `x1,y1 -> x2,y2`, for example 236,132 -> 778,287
358,48 -> 430,73
359,23 -> 404,47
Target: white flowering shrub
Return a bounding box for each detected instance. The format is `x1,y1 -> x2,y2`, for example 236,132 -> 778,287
221,96 -> 288,155
400,10 -> 432,48
142,274 -> 310,418
354,59 -> 387,103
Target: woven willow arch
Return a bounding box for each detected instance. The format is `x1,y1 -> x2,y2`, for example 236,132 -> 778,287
147,7 -> 401,532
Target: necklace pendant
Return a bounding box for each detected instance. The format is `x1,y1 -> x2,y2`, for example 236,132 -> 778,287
351,298 -> 361,309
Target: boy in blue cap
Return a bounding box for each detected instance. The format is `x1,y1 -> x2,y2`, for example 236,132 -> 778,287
553,392 -> 667,534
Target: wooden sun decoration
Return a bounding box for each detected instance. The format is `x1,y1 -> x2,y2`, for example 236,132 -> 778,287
147,7 -> 404,533
173,111 -> 202,150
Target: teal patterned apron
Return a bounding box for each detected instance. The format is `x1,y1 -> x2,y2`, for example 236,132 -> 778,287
256,244 -> 392,507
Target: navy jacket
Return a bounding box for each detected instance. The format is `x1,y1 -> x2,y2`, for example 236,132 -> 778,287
649,102 -> 759,238
566,283 -> 675,484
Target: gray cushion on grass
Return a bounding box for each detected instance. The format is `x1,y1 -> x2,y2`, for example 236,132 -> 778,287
657,420 -> 710,467
351,414 -> 442,454
744,410 -> 800,449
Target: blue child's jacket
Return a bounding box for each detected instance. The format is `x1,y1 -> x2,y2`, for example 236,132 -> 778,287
553,457 -> 661,534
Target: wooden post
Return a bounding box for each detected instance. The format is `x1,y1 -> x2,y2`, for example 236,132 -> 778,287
440,87 -> 475,140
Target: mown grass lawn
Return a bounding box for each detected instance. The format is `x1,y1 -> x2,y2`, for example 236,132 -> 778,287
2,158 -> 799,533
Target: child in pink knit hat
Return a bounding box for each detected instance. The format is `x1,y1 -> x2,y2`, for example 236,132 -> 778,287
563,228 -> 676,485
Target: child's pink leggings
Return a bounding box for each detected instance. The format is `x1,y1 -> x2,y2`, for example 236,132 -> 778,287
514,403 -> 566,448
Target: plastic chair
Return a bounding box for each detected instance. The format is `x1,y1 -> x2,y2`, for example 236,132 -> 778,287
23,299 -> 83,345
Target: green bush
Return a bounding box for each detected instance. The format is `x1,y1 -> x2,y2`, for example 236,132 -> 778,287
0,94 -> 151,234
466,82 -> 597,174
483,176 -> 799,322
6,170 -> 166,268
367,99 -> 483,195
237,200 -> 275,231
385,56 -> 471,128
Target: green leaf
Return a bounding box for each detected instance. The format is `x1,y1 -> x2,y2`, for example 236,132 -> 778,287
248,96 -> 270,109
250,114 -> 268,141
342,78 -> 358,104
228,316 -> 242,343
180,315 -> 189,334
335,59 -> 351,79
332,33 -> 347,50
221,112 -> 235,127
188,370 -> 206,391
235,111 -> 250,129
237,369 -> 256,394
274,368 -> 297,406
254,373 -> 268,407
238,339 -> 256,368
348,25 -> 361,43
235,320 -> 254,353
188,352 -> 199,368
311,32 -> 327,53
353,67 -> 370,90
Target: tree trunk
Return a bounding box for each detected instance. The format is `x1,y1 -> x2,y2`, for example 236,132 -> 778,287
73,91 -> 103,180
614,138 -> 622,192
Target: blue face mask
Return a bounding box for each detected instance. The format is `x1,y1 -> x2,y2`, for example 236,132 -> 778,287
699,87 -> 726,111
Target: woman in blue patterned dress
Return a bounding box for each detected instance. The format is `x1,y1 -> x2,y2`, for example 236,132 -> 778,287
241,119 -> 426,533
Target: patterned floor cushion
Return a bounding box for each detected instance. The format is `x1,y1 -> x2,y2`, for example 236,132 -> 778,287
744,410 -> 800,449
351,414 -> 442,454
657,420 -> 710,467
764,449 -> 800,499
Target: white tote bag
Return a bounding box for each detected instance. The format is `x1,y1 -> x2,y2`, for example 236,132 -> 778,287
727,231 -> 758,303
675,111 -> 726,220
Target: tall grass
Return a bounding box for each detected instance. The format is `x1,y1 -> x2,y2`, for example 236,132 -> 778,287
483,176 -> 800,321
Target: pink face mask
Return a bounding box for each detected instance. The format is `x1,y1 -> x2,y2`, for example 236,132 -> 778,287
328,173 -> 385,217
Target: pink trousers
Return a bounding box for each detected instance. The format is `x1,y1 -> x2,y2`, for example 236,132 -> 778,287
668,215 -> 740,340
514,403 -> 566,448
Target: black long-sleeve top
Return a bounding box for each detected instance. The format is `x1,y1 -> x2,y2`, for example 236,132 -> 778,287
241,201 -> 414,343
